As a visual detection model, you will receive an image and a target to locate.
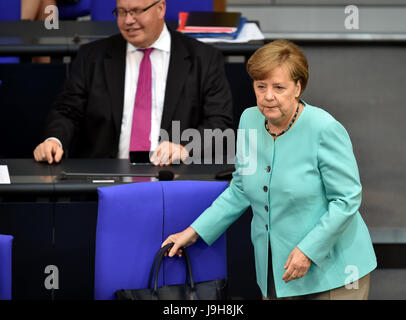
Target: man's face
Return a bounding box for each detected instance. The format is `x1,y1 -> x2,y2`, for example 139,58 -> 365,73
116,0 -> 166,48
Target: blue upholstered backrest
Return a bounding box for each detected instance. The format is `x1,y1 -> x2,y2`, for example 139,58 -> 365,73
0,234 -> 13,300
89,0 -> 213,21
0,0 -> 20,20
94,180 -> 228,300
0,0 -> 21,63
59,0 -> 91,20
165,0 -> 213,21
90,0 -> 116,21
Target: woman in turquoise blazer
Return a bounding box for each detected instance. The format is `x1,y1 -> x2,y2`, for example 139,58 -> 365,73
162,40 -> 377,299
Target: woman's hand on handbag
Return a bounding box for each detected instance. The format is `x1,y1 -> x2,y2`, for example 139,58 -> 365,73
161,226 -> 200,258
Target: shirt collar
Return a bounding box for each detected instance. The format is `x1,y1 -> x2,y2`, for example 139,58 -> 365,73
127,24 -> 171,54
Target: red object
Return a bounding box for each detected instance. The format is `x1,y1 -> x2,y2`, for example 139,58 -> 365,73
177,12 -> 236,33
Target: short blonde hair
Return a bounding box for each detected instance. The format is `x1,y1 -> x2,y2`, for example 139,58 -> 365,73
247,40 -> 309,96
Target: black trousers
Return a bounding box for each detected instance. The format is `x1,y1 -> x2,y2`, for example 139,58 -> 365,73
267,244 -> 277,299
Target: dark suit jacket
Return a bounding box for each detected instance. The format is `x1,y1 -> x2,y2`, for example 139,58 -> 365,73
44,27 -> 233,158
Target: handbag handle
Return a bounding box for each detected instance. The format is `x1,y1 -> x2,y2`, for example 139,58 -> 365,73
147,243 -> 195,293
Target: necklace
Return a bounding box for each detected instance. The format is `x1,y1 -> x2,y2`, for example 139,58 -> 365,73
265,103 -> 300,137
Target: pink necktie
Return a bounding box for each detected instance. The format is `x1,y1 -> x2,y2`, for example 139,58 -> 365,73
129,48 -> 154,152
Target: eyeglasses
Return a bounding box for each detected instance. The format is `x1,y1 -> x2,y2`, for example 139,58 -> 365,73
112,0 -> 161,19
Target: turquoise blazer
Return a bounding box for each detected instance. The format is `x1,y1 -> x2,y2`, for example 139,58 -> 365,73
191,101 -> 377,298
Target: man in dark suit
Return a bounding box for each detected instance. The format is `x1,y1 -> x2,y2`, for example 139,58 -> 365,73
33,0 -> 233,166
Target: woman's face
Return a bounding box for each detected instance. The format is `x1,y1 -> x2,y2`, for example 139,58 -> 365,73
254,64 -> 301,126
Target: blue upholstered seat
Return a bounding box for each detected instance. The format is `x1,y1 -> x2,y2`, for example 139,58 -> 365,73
0,234 -> 13,300
94,180 -> 228,300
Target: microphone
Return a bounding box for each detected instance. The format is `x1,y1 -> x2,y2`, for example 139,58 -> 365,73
156,170 -> 174,181
59,170 -> 174,181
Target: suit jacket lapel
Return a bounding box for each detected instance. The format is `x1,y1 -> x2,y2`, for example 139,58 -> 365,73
104,35 -> 127,140
161,30 -> 191,132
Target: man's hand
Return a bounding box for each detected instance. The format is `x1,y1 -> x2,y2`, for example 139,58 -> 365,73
150,141 -> 189,166
282,247 -> 311,283
33,139 -> 64,164
161,226 -> 200,258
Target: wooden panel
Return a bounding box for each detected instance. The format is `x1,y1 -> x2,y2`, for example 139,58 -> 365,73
214,0 -> 226,11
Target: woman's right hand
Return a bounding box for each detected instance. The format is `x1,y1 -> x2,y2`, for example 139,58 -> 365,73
161,226 -> 200,257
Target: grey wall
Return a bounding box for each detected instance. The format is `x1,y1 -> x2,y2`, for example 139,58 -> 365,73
227,3 -> 406,38
296,44 -> 406,228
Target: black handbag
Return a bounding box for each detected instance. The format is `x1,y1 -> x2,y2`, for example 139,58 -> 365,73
115,243 -> 227,300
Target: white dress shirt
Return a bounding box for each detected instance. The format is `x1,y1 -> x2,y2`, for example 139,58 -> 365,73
117,24 -> 171,159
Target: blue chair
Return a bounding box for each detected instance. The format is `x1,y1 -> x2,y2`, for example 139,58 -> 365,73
90,0 -> 213,21
0,0 -> 21,63
94,180 -> 228,300
0,234 -> 13,300
90,0 -> 116,21
59,0 -> 91,20
0,0 -> 20,20
165,0 -> 213,21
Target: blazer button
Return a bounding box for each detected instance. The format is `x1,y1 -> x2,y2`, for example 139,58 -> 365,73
265,205 -> 269,212
265,224 -> 269,231
266,166 -> 271,172
263,186 -> 268,192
